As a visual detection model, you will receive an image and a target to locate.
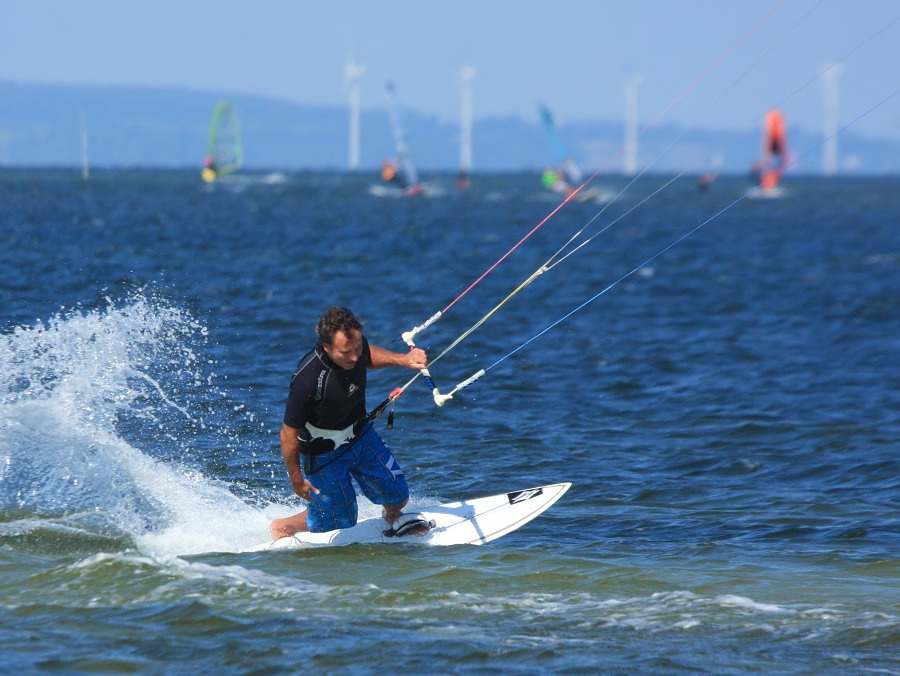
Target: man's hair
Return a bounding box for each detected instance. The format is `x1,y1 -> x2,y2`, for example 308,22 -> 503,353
316,306 -> 363,345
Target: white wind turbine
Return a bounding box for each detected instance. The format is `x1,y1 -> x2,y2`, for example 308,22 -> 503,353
822,63 -> 842,175
344,59 -> 365,170
459,66 -> 476,180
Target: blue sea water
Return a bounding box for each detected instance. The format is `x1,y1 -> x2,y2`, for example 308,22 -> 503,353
0,169 -> 897,673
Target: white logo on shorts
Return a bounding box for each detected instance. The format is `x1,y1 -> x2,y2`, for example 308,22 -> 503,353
385,455 -> 403,479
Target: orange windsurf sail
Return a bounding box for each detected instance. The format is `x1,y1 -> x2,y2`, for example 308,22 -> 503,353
760,109 -> 787,189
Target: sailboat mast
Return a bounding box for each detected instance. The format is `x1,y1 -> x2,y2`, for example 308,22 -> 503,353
345,60 -> 364,170
80,110 -> 89,182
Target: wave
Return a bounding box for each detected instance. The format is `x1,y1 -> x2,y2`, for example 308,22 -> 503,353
0,292 -> 274,555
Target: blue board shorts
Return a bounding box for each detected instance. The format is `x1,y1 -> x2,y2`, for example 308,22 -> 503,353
304,422 -> 409,533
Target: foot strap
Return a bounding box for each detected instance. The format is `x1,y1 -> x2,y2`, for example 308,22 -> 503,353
383,513 -> 435,537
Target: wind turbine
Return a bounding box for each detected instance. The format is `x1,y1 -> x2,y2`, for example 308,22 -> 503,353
344,58 -> 365,170
822,63 -> 842,175
458,66 -> 476,187
623,74 -> 643,176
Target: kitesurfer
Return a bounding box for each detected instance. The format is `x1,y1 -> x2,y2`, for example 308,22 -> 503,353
269,306 -> 427,539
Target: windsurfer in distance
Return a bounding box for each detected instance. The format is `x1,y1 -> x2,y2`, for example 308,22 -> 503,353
201,154 -> 217,183
541,166 -> 575,196
269,306 -> 428,539
381,158 -> 407,189
756,108 -> 787,190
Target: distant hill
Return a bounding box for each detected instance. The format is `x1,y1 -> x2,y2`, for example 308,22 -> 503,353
1,80 -> 898,174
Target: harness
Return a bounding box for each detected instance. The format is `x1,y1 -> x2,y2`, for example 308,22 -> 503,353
305,420 -> 359,452
302,419 -> 368,476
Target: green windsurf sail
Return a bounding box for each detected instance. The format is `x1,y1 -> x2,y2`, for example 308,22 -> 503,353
202,101 -> 243,182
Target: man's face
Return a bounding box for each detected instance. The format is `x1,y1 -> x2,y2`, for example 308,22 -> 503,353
323,329 -> 363,370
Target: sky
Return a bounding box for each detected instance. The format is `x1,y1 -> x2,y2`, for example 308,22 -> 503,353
2,0 -> 898,141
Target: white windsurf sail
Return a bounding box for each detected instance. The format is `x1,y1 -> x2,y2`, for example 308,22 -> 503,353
382,81 -> 421,192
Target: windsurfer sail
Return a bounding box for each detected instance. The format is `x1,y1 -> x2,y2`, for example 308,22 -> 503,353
381,82 -> 423,196
538,103 -> 583,196
754,108 -> 787,190
202,101 -> 243,183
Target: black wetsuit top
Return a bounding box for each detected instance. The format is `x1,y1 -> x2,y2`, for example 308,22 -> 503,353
282,337 -> 371,451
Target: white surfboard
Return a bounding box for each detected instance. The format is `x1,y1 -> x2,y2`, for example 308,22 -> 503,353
249,482 -> 571,551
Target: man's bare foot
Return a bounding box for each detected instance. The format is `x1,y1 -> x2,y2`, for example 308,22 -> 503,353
382,506 -> 405,524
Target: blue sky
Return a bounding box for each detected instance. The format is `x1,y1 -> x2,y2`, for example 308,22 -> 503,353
2,0 -> 898,140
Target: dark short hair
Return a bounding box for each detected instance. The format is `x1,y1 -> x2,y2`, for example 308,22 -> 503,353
316,306 -> 363,345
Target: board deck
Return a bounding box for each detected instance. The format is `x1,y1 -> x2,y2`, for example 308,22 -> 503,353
249,482 -> 571,551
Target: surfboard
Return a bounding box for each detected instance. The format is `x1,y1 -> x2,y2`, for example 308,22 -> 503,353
249,482 -> 571,551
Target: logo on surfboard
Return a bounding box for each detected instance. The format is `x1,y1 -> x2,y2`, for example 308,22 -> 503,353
507,487 -> 544,504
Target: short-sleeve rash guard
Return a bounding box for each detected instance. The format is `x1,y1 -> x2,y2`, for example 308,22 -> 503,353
282,336 -> 371,442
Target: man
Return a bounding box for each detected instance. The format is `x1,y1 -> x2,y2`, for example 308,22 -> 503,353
269,306 -> 427,539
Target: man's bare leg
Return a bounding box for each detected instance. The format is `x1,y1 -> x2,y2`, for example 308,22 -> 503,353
270,510 -> 309,540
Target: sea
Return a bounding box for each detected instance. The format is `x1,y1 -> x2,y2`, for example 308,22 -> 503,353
0,169 -> 897,674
